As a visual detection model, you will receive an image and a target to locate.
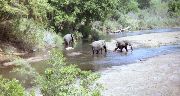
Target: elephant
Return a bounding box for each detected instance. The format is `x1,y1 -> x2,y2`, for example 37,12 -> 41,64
114,40 -> 133,52
91,40 -> 107,54
63,34 -> 74,48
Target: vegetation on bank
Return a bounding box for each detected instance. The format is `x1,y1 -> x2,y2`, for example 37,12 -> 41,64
0,76 -> 25,96
1,49 -> 102,96
37,49 -> 102,96
0,0 -> 179,50
0,0 -> 180,95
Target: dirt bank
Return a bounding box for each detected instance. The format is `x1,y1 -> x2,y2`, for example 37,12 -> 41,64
106,31 -> 180,50
98,50 -> 180,96
0,44 -> 49,67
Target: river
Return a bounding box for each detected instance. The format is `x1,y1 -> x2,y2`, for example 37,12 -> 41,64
0,28 -> 180,88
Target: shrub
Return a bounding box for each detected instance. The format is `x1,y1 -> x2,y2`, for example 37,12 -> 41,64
11,18 -> 45,50
0,76 -> 25,96
4,18 -> 64,51
37,49 -> 102,96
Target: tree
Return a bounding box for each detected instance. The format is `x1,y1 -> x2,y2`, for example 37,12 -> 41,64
49,0 -> 118,37
0,0 -> 52,22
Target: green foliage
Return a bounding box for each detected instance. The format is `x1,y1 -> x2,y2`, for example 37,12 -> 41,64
0,0 -> 58,51
0,0 -> 28,21
11,18 -> 45,50
108,0 -> 180,30
137,0 -> 151,9
135,0 -> 180,29
0,76 -> 25,96
168,0 -> 180,17
116,0 -> 139,14
49,0 -> 118,35
37,49 -> 102,96
0,0 -> 52,22
95,0 -> 139,32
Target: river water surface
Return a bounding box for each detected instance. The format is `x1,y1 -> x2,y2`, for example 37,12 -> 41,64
63,28 -> 180,71
0,28 -> 180,87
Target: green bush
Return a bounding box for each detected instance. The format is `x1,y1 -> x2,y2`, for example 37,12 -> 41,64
0,76 -> 25,96
5,18 -> 64,51
168,0 -> 180,17
127,0 -> 180,29
100,0 -> 179,31
37,49 -> 102,96
11,18 -> 45,50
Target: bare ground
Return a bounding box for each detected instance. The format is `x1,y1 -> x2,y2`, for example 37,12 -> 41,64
98,31 -> 180,96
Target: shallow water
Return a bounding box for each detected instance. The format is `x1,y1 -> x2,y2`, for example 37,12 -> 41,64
66,45 -> 180,71
63,27 -> 180,71
0,28 -> 180,83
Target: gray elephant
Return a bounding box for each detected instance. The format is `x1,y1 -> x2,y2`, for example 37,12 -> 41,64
114,40 -> 133,52
91,40 -> 107,54
63,34 -> 74,48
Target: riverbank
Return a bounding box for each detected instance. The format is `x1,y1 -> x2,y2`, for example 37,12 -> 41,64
1,31 -> 180,67
98,51 -> 180,96
106,31 -> 180,50
0,44 -> 49,67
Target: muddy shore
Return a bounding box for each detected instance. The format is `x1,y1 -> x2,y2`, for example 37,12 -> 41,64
98,31 -> 180,96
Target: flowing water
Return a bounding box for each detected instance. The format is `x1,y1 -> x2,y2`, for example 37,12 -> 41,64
63,28 -> 180,71
65,44 -> 180,71
0,28 -> 180,87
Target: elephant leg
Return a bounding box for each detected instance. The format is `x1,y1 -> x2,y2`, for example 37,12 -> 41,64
64,41 -> 68,48
114,47 -> 118,52
92,47 -> 95,54
100,48 -> 102,54
103,46 -> 107,53
120,47 -> 123,52
96,50 -> 99,54
71,41 -> 74,47
125,46 -> 128,52
70,40 -> 74,47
